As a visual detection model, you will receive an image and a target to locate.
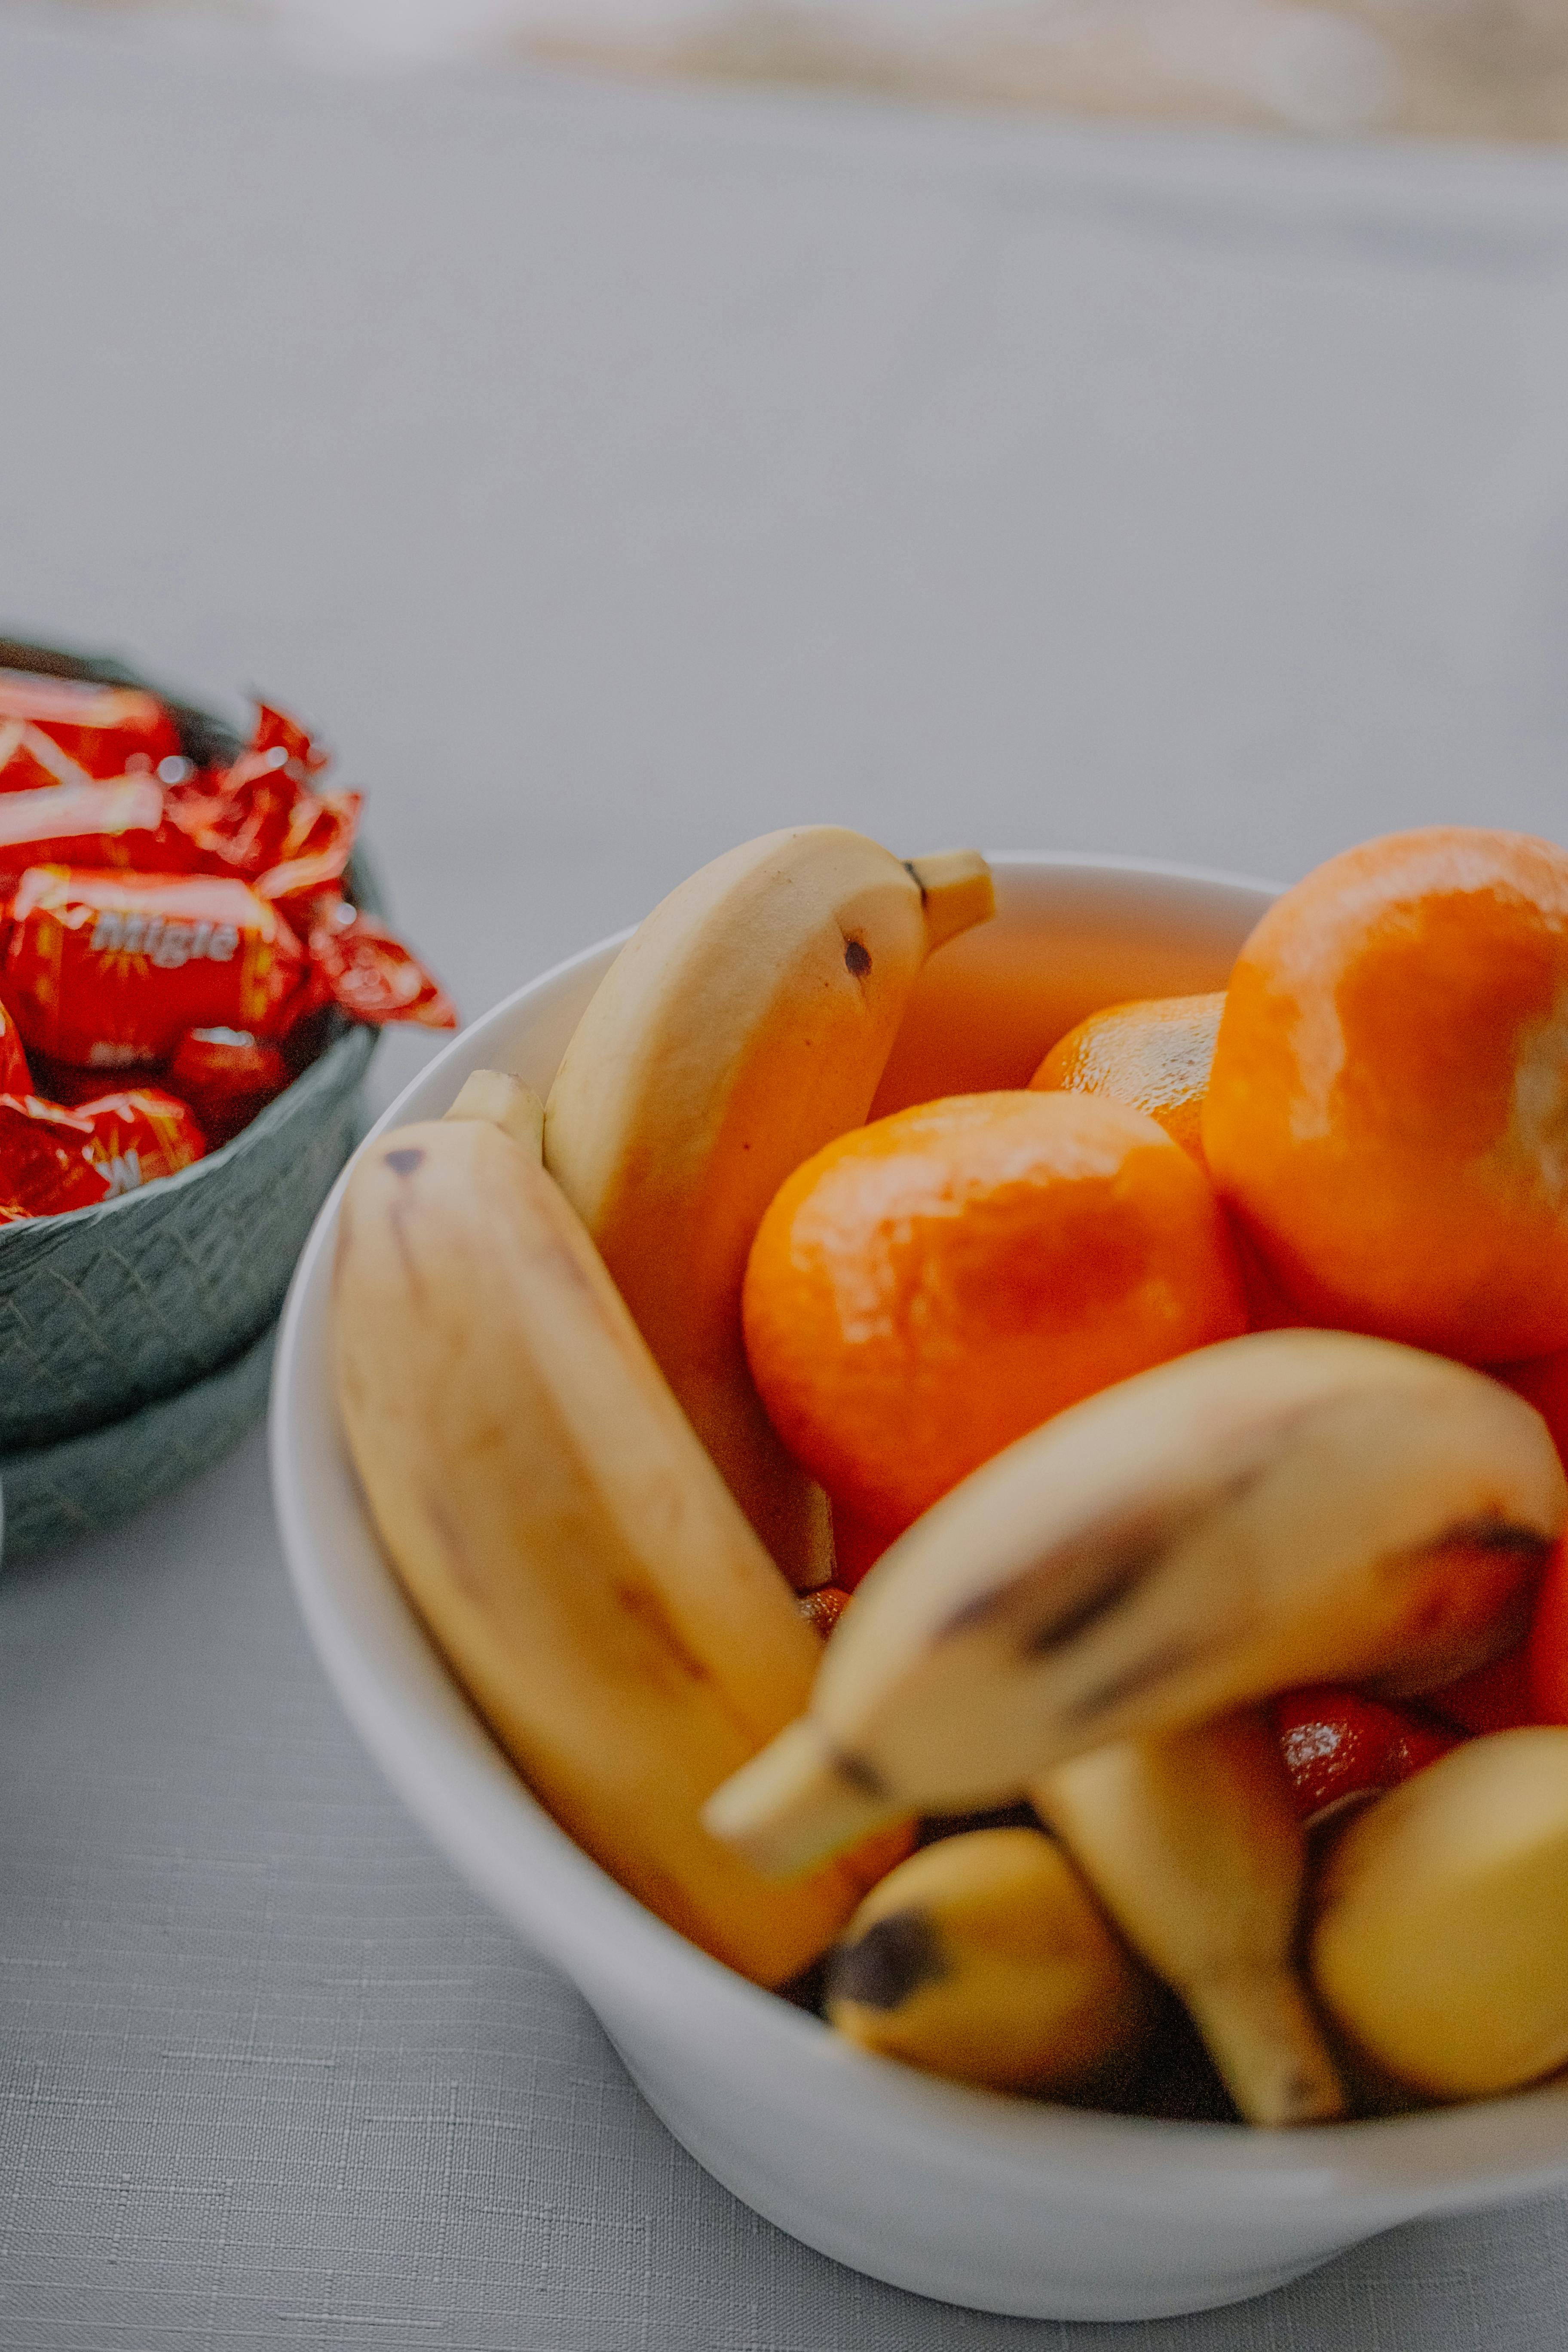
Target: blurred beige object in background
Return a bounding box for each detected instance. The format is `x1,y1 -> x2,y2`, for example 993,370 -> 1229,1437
527,0 -> 1568,142
64,0 -> 1568,141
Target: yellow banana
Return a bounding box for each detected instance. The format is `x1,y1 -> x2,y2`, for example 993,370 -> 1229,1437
1311,1727 -> 1568,2101
444,1067 -> 545,1152
824,1827 -> 1157,2098
332,1079 -> 904,1987
704,1329 -> 1565,1873
543,828 -> 994,1589
1035,1714 -> 1345,2126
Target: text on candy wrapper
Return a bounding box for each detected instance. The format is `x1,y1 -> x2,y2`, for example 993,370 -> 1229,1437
90,913 -> 241,968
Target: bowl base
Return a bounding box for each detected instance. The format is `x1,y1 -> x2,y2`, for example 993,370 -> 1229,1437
609,2033 -> 1375,2323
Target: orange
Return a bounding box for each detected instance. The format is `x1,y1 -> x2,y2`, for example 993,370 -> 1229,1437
1203,827 -> 1568,1363
1029,992 -> 1225,1169
742,1090 -> 1246,1538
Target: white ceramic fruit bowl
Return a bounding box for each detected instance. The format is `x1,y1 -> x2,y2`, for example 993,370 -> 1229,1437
271,854 -> 1568,2324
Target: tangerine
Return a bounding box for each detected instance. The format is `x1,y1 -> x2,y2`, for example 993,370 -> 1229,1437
1029,992 -> 1224,1168
742,1090 -> 1246,1538
1203,827 -> 1568,1363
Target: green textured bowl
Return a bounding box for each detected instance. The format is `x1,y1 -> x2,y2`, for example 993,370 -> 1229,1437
0,635 -> 382,1546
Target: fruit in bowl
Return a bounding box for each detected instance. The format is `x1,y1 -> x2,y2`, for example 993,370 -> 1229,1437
282,837 -> 1568,2321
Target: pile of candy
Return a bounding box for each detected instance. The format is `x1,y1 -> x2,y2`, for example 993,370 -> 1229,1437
0,666 -> 455,1219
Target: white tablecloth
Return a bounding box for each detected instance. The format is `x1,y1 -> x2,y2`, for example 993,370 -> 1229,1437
4,8 -> 1568,2343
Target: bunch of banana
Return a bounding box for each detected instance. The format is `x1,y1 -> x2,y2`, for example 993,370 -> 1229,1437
705,1329 -> 1565,1870
543,828 -> 995,1589
332,1074 -> 904,1988
705,1328 -> 1564,2117
824,1826 -> 1158,2098
1311,1727 -> 1568,2101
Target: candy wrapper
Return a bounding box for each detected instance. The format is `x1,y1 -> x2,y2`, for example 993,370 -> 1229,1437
0,999 -> 31,1098
165,1029 -> 290,1145
300,896 -> 456,1029
166,702 -> 348,883
0,1086 -> 205,1218
0,690 -> 455,1215
0,668 -> 182,792
0,1094 -> 112,1216
2,868 -> 311,1070
74,1088 -> 207,1195
0,780 -> 202,889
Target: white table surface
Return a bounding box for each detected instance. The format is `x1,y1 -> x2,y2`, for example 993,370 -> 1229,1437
4,8 -> 1568,2343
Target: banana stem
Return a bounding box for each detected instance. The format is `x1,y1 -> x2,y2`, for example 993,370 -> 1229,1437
904,850 -> 996,952
701,1718 -> 900,1876
444,1069 -> 545,1158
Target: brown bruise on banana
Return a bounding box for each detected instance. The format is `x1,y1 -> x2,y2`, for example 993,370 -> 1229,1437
377,1142 -> 430,1305
842,935 -> 872,983
423,1488 -> 491,1608
613,1582 -> 715,1687
830,1909 -> 949,2012
1059,1637 -> 1212,1732
937,1462 -> 1268,1656
830,1744 -> 890,1798
1437,1516 -> 1556,1560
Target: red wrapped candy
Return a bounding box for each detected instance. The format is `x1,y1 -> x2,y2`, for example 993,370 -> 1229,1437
0,999 -> 31,1099
165,1029 -> 291,1144
166,702 -> 343,881
0,669 -> 181,791
0,780 -> 202,890
0,1093 -> 113,1216
303,894 -> 456,1029
2,867 -> 311,1070
73,1087 -> 207,1195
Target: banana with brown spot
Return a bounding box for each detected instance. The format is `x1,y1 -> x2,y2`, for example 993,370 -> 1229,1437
544,828 -> 995,1589
704,1329 -> 1565,1872
825,1825 -> 1157,2098
333,1076 -> 906,1986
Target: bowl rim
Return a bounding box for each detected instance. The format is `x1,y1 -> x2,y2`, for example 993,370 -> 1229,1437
272,848 -> 1568,2218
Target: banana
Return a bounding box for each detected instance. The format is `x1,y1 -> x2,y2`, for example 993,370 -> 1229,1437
332,1078 -> 906,1987
704,1329 -> 1565,1874
1311,1727 -> 1568,2101
543,829 -> 995,1589
1035,1714 -> 1346,2126
824,1827 -> 1157,2098
444,1067 -> 545,1153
